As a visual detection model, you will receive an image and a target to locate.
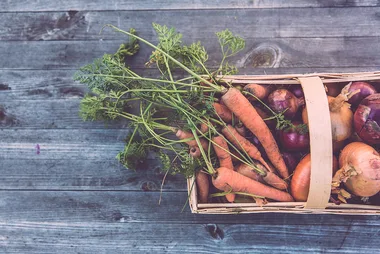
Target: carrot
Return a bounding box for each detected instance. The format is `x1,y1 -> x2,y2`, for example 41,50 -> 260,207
221,88 -> 289,179
244,83 -> 272,101
199,123 -> 209,134
236,163 -> 263,182
222,125 -> 271,172
176,129 -> 208,151
213,102 -> 233,123
212,135 -> 235,202
212,167 -> 294,202
212,136 -> 234,170
196,171 -> 210,203
237,163 -> 288,190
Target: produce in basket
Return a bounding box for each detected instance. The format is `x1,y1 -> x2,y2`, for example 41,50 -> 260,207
332,142 -> 380,198
268,89 -> 305,119
291,154 -> 338,202
74,23 -> 380,209
354,93 -> 380,145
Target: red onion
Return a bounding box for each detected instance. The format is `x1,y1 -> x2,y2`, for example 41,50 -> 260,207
346,81 -> 377,107
268,89 -> 305,119
289,85 -> 304,98
282,152 -> 303,174
354,93 -> 380,145
278,122 -> 310,152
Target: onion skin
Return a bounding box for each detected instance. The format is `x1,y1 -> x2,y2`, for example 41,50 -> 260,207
334,142 -> 380,197
268,89 -> 305,119
278,122 -> 310,152
302,95 -> 354,143
347,82 -> 377,107
291,154 -> 338,202
282,152 -> 303,174
290,85 -> 304,98
354,93 -> 380,145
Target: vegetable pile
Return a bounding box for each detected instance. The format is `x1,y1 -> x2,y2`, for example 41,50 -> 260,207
75,24 -> 380,206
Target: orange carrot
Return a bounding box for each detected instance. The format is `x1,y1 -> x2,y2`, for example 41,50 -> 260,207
176,129 -> 208,151
244,83 -> 272,101
196,171 -> 210,203
222,125 -> 271,171
199,123 -> 209,134
213,102 -> 233,123
212,136 -> 234,170
212,167 -> 294,202
221,88 -> 289,179
212,135 -> 235,202
236,163 -> 263,182
189,146 -> 201,158
237,163 -> 288,190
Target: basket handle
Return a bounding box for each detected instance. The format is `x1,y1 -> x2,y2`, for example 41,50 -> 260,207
298,77 -> 333,209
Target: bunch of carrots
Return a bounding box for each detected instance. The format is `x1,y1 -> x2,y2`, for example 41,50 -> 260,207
75,23 -> 380,206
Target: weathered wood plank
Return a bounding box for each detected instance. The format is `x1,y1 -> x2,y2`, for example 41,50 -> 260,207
0,69 -> 87,100
2,67 -> 380,100
3,222 -> 378,254
1,191 -> 379,224
0,128 -> 127,144
0,128 -> 184,190
0,159 -> 183,191
2,38 -> 380,71
2,67 -> 380,101
0,191 -> 379,253
4,67 -> 380,102
0,141 -> 124,160
1,0 -> 379,12
3,8 -> 380,41
0,99 -> 128,128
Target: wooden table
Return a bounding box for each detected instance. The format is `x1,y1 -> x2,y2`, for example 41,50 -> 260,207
1,1 -> 379,253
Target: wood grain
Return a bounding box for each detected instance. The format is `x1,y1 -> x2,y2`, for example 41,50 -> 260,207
1,0 -> 379,12
3,8 -> 380,41
0,191 -> 379,253
3,37 -> 380,71
0,99 -> 129,128
0,159 -> 183,191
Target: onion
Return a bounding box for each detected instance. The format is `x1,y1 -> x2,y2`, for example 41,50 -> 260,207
282,152 -> 303,174
268,89 -> 305,119
346,81 -> 377,107
291,154 -> 338,201
289,85 -> 304,98
278,122 -> 310,152
302,89 -> 358,143
332,142 -> 380,197
354,93 -> 380,145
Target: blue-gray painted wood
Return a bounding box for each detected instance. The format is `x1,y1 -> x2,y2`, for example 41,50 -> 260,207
1,0 -> 379,12
2,8 -> 380,41
1,2 -> 380,253
1,191 -> 380,253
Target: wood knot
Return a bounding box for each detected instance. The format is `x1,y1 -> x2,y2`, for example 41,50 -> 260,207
237,43 -> 282,68
205,224 -> 224,240
141,181 -> 157,191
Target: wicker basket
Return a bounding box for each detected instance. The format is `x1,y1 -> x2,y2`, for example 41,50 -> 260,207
188,72 -> 380,215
